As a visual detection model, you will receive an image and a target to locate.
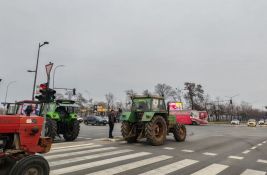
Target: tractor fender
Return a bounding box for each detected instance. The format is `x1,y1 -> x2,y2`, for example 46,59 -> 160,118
141,112 -> 155,121
46,112 -> 59,120
70,113 -> 78,120
120,112 -> 136,122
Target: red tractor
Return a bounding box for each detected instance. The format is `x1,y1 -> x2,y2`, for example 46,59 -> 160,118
0,101 -> 52,175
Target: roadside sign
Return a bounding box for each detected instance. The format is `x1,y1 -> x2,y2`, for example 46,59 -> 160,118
45,62 -> 54,78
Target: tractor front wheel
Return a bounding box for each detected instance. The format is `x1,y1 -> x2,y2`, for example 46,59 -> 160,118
121,121 -> 137,143
9,155 -> 50,175
173,123 -> 186,142
45,118 -> 57,140
145,116 -> 167,146
63,120 -> 80,141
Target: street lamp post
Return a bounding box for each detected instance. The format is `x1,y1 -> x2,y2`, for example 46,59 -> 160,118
30,41 -> 49,100
52,65 -> 64,89
4,81 -> 16,107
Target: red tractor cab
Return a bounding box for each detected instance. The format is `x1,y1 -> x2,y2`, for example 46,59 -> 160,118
0,100 -> 52,175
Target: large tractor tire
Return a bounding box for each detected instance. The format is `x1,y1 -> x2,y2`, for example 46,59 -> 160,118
9,155 -> 50,175
121,121 -> 137,143
63,120 -> 80,141
45,118 -> 57,140
145,115 -> 167,146
173,123 -> 186,142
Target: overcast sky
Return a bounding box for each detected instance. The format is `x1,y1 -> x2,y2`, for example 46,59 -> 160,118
1,0 -> 267,108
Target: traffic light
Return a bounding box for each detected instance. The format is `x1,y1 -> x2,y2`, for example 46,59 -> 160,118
73,88 -> 76,95
35,83 -> 56,103
230,99 -> 233,104
35,83 -> 48,102
47,88 -> 56,102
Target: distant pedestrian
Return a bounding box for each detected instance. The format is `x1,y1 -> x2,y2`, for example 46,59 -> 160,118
108,109 -> 116,138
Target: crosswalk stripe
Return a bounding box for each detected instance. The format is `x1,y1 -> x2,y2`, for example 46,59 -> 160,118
240,169 -> 266,175
257,159 -> 267,164
191,164 -> 229,175
139,159 -> 199,175
50,152 -> 151,175
45,147 -> 117,160
251,146 -> 257,150
182,149 -> 194,153
163,147 -> 175,150
203,152 -> 217,156
242,150 -> 250,154
49,149 -> 133,167
50,144 -> 101,154
228,156 -> 244,160
51,143 -> 94,150
87,155 -> 172,175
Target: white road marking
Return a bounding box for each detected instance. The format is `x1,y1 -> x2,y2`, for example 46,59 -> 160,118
181,149 -> 194,153
87,155 -> 172,175
242,150 -> 251,154
51,143 -> 94,150
77,137 -> 92,140
49,149 -> 133,166
240,169 -> 266,175
50,152 -> 151,175
45,146 -> 116,160
202,152 -> 217,156
50,144 -> 101,154
258,143 -> 263,146
251,146 -> 257,150
263,141 -> 267,144
139,159 -> 199,175
257,159 -> 267,164
228,156 -> 244,160
163,147 -> 175,150
191,164 -> 229,175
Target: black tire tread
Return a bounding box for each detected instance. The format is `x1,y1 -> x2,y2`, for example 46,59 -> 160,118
173,123 -> 186,142
145,115 -> 167,146
63,120 -> 80,141
9,155 -> 49,175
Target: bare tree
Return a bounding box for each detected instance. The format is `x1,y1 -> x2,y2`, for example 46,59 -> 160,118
169,89 -> 183,102
105,92 -> 115,110
143,89 -> 151,96
184,82 -> 204,110
125,89 -> 136,98
154,83 -> 173,99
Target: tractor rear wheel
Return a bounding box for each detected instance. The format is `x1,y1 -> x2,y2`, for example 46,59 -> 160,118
63,120 -> 80,141
173,123 -> 186,142
9,155 -> 49,175
121,121 -> 137,143
145,115 -> 167,146
45,118 -> 57,140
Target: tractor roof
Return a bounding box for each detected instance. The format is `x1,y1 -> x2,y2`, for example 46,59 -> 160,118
16,100 -> 41,104
56,99 -> 76,104
131,95 -> 164,100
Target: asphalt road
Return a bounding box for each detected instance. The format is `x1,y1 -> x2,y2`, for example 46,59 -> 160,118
48,124 -> 267,175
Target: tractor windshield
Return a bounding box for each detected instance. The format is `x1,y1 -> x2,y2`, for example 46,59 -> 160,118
132,98 -> 151,111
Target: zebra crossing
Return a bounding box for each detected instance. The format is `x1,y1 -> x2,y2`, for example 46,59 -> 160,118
46,142 -> 267,175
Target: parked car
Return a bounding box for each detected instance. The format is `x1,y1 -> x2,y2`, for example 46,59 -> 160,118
258,119 -> 265,125
231,119 -> 240,125
247,119 -> 257,127
84,116 -> 107,126
103,116 -> 109,123
77,116 -> 84,123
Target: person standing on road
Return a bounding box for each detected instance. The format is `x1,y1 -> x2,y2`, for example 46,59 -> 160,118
108,109 -> 116,138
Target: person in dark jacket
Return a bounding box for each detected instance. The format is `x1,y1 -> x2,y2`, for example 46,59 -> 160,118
108,110 -> 116,138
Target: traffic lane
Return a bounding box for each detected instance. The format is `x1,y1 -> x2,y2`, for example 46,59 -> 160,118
79,123 -> 121,139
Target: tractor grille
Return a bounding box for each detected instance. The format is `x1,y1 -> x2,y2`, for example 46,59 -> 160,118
136,112 -> 144,122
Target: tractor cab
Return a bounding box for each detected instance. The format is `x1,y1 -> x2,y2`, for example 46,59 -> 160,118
6,100 -> 43,116
131,96 -> 166,112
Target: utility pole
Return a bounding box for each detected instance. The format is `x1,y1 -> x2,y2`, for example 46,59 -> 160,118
28,41 -> 49,100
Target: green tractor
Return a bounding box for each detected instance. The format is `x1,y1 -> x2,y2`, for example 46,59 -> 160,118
43,100 -> 80,141
121,95 -> 186,146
